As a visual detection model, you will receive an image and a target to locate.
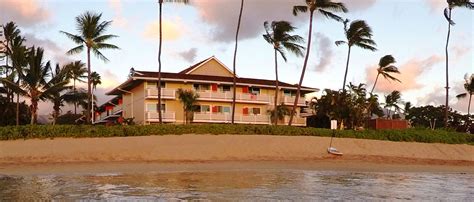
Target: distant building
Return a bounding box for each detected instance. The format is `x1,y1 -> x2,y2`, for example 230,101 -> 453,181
96,56 -> 318,126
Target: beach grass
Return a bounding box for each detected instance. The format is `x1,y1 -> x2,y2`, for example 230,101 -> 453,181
0,124 -> 472,144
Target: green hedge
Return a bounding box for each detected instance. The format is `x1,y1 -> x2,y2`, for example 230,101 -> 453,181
0,124 -> 472,144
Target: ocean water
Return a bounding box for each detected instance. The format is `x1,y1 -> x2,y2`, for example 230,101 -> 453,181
0,170 -> 473,200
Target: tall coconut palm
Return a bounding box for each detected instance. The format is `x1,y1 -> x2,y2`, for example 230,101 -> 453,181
289,0 -> 348,126
65,61 -> 86,114
370,55 -> 400,94
1,47 -> 68,124
8,35 -> 27,126
456,74 -> 474,116
176,88 -> 199,124
231,0 -> 245,124
61,11 -> 119,124
1,22 -> 21,102
157,0 -> 189,124
336,19 -> 377,93
443,0 -> 474,127
263,20 -> 305,125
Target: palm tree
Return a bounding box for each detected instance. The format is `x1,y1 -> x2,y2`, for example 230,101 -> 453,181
231,0 -> 245,124
263,20 -> 305,125
157,0 -> 189,124
61,11 -> 119,124
90,71 -> 101,90
443,0 -> 474,127
47,64 -> 85,125
1,47 -> 68,124
268,104 -> 291,125
176,88 -> 199,124
8,35 -> 27,125
289,0 -> 348,126
1,22 -> 21,102
456,74 -> 474,116
336,19 -> 377,93
370,55 -> 400,94
65,61 -> 86,114
384,90 -> 402,119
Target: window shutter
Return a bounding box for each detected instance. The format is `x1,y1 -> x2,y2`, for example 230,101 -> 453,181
242,86 -> 249,93
212,84 -> 218,91
212,106 -> 218,113
105,106 -> 113,111
243,107 -> 249,115
118,99 -> 123,105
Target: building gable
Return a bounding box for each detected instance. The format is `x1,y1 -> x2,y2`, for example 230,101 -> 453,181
185,57 -> 235,77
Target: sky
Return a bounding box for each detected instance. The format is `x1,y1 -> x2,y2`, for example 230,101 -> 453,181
1,0 -> 473,116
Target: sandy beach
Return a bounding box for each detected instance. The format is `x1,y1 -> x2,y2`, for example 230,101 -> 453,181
1,135 -> 473,174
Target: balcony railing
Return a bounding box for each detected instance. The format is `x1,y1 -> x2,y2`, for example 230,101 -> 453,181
282,96 -> 306,106
146,111 -> 176,122
283,116 -> 306,126
193,112 -> 271,124
197,91 -> 271,104
146,88 -> 176,99
112,105 -> 122,114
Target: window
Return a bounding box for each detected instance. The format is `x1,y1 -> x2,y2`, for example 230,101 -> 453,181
193,84 -> 210,91
250,87 -> 260,95
284,89 -> 297,97
221,85 -> 231,92
199,105 -> 210,113
223,106 -> 231,113
147,103 -> 165,112
147,81 -> 166,88
252,107 -> 261,115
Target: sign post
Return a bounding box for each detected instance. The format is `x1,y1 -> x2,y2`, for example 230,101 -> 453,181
329,120 -> 337,148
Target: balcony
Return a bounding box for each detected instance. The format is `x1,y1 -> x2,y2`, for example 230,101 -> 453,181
145,88 -> 176,99
282,96 -> 306,106
146,111 -> 176,123
283,116 -> 306,126
197,91 -> 271,104
193,112 -> 271,125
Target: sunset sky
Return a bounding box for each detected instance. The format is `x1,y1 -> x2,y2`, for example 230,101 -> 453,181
1,0 -> 473,115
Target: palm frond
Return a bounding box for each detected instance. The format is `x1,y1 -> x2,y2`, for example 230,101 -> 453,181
93,34 -> 118,43
92,49 -> 109,62
379,55 -> 396,67
66,45 -> 84,55
60,31 -> 85,44
94,43 -> 120,50
335,40 -> 346,46
318,9 -> 344,22
293,5 -> 308,16
444,8 -> 456,25
456,93 -> 467,99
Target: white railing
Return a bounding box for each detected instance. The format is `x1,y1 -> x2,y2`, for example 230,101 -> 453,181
146,88 -> 176,99
146,111 -> 176,122
282,96 -> 306,106
112,105 -> 122,114
284,116 -> 306,126
197,91 -> 271,104
193,112 -> 271,124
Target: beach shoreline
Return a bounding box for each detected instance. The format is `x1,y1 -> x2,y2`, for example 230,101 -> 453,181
1,135 -> 473,175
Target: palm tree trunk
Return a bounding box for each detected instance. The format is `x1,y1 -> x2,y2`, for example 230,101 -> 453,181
468,94 -> 472,116
273,48 -> 279,125
370,73 -> 381,94
30,100 -> 38,125
74,79 -> 77,114
157,1 -> 163,124
289,10 -> 314,126
444,8 -> 452,128
86,47 -> 92,124
16,92 -> 19,125
342,46 -> 352,93
231,0 -> 244,124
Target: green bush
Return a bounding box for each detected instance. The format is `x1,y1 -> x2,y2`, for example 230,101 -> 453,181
0,124 -> 472,145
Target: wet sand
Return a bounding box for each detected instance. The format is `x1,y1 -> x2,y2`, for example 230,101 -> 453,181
0,135 -> 473,174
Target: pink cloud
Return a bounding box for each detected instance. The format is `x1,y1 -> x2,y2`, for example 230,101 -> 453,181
108,0 -> 128,28
366,55 -> 443,93
0,0 -> 50,26
425,0 -> 446,13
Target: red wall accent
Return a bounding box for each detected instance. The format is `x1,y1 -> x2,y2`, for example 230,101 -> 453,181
368,119 -> 408,130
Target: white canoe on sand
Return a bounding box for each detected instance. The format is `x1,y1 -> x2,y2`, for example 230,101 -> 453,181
327,147 -> 343,156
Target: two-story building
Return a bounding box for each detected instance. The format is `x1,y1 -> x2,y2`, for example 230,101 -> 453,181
96,56 -> 318,126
